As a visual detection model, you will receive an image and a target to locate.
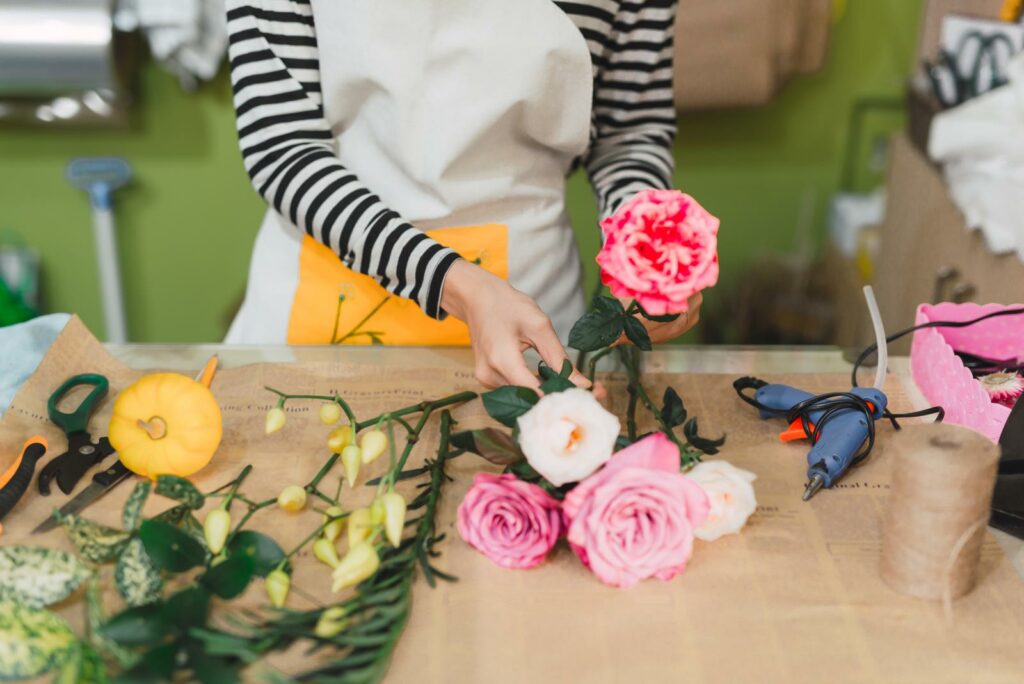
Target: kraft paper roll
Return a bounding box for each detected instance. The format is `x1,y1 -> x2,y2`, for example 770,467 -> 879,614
881,423 -> 1000,602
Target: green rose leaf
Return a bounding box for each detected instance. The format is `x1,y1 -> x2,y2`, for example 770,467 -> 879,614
59,515 -> 131,564
661,387 -> 687,428
636,302 -> 681,324
0,546 -> 90,608
154,475 -> 205,510
451,429 -> 525,466
537,362 -> 575,394
138,519 -> 206,573
568,296 -> 626,352
683,417 -> 725,455
115,538 -> 163,607
201,554 -> 255,600
226,531 -> 285,578
163,586 -> 211,630
481,386 -> 539,428
122,481 -> 151,531
0,602 -> 78,679
622,315 -> 652,351
101,603 -> 171,647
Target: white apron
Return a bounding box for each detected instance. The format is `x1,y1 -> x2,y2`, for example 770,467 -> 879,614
226,0 -> 592,345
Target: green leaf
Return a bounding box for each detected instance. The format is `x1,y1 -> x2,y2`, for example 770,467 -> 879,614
153,503 -> 189,526
683,418 -> 725,456
55,644 -> 108,684
101,603 -> 171,647
661,387 -> 687,428
636,302 -> 681,324
481,386 -> 539,428
122,481 -> 151,531
568,296 -> 625,351
0,546 -> 90,608
154,475 -> 205,510
451,429 -> 524,466
537,362 -> 575,394
0,602 -> 78,679
201,555 -> 254,599
115,538 -> 163,607
138,519 -> 206,573
226,531 -> 285,578
163,587 -> 210,630
186,629 -> 259,664
87,579 -> 139,670
622,315 -> 652,351
185,640 -> 243,684
59,515 -> 131,564
114,642 -> 180,683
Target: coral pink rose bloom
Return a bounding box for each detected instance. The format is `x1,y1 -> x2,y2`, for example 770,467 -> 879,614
457,473 -> 562,569
563,433 -> 709,588
597,189 -> 719,316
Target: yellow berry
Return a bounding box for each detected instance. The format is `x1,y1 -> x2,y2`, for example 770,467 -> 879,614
265,407 -> 287,435
359,429 -> 388,464
265,569 -> 290,607
203,508 -> 231,555
277,485 -> 307,512
341,445 -> 361,487
347,507 -> 373,547
326,425 -> 354,453
315,606 -> 349,638
379,492 -> 407,548
313,537 -> 341,568
331,542 -> 380,592
319,402 -> 343,426
322,506 -> 345,543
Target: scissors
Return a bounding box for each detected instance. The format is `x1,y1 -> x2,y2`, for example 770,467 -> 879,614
37,373 -> 116,496
925,30 -> 1017,108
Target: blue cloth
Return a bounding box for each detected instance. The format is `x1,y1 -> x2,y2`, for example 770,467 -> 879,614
0,313 -> 70,417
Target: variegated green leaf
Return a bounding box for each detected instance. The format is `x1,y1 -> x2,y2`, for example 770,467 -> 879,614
154,475 -> 205,509
86,579 -> 138,670
0,547 -> 90,608
54,644 -> 108,684
59,515 -> 131,564
0,602 -> 77,680
122,481 -> 151,531
115,538 -> 163,607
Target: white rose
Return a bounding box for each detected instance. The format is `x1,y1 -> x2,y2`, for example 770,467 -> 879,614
516,388 -> 620,486
688,460 -> 757,541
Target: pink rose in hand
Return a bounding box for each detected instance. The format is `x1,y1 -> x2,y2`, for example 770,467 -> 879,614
597,189 -> 720,316
457,473 -> 562,569
563,433 -> 709,588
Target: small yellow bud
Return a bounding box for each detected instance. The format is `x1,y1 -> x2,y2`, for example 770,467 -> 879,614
369,498 -> 386,525
341,445 -> 361,486
313,537 -> 341,568
322,506 -> 345,543
359,429 -> 388,464
319,402 -> 343,426
314,606 -> 349,638
277,485 -> 307,512
203,508 -> 231,555
326,425 -> 354,453
331,542 -> 380,592
265,569 -> 290,607
265,407 -> 287,435
379,492 -> 407,548
347,507 -> 373,547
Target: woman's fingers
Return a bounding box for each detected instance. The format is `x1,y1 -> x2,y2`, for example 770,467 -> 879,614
525,317 -> 591,389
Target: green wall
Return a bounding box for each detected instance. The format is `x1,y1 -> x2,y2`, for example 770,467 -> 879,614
0,0 -> 922,343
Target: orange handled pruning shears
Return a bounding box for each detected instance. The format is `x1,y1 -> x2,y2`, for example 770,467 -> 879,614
0,436 -> 48,536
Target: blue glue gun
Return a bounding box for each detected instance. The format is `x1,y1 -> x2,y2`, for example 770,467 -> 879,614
735,378 -> 888,500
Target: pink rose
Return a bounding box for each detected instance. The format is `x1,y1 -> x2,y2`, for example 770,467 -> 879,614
597,189 -> 720,316
562,433 -> 709,588
457,473 -> 562,569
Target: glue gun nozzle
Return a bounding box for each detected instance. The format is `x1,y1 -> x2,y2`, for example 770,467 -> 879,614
802,474 -> 825,502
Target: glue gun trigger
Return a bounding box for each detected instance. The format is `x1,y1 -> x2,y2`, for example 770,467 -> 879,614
780,419 -> 813,443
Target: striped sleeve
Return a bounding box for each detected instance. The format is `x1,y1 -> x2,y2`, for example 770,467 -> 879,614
226,0 -> 461,318
582,0 -> 678,219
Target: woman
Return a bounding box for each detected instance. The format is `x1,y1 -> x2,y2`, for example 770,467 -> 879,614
225,0 -> 700,388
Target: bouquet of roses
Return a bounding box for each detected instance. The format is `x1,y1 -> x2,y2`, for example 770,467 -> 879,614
454,190 -> 758,588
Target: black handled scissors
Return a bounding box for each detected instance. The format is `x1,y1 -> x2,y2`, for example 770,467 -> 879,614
37,373 -> 116,496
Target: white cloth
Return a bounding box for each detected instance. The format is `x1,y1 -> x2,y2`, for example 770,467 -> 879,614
0,314 -> 70,417
227,0 -> 591,344
929,53 -> 1024,263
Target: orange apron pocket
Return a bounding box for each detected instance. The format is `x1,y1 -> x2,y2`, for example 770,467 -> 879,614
287,224 -> 508,345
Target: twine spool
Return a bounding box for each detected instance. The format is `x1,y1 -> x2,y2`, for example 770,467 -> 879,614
880,423 -> 1000,603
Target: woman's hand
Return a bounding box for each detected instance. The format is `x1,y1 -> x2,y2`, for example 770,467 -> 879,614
441,260 -> 591,390
616,293 -> 703,346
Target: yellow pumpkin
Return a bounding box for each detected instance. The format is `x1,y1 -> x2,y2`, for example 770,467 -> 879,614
108,372 -> 222,478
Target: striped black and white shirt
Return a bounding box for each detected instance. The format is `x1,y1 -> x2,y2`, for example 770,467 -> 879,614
227,0 -> 677,319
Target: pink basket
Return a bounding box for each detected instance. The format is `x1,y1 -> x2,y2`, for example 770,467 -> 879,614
910,303 -> 1023,442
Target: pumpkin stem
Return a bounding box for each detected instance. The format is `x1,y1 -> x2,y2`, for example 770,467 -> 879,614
138,416 -> 168,440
